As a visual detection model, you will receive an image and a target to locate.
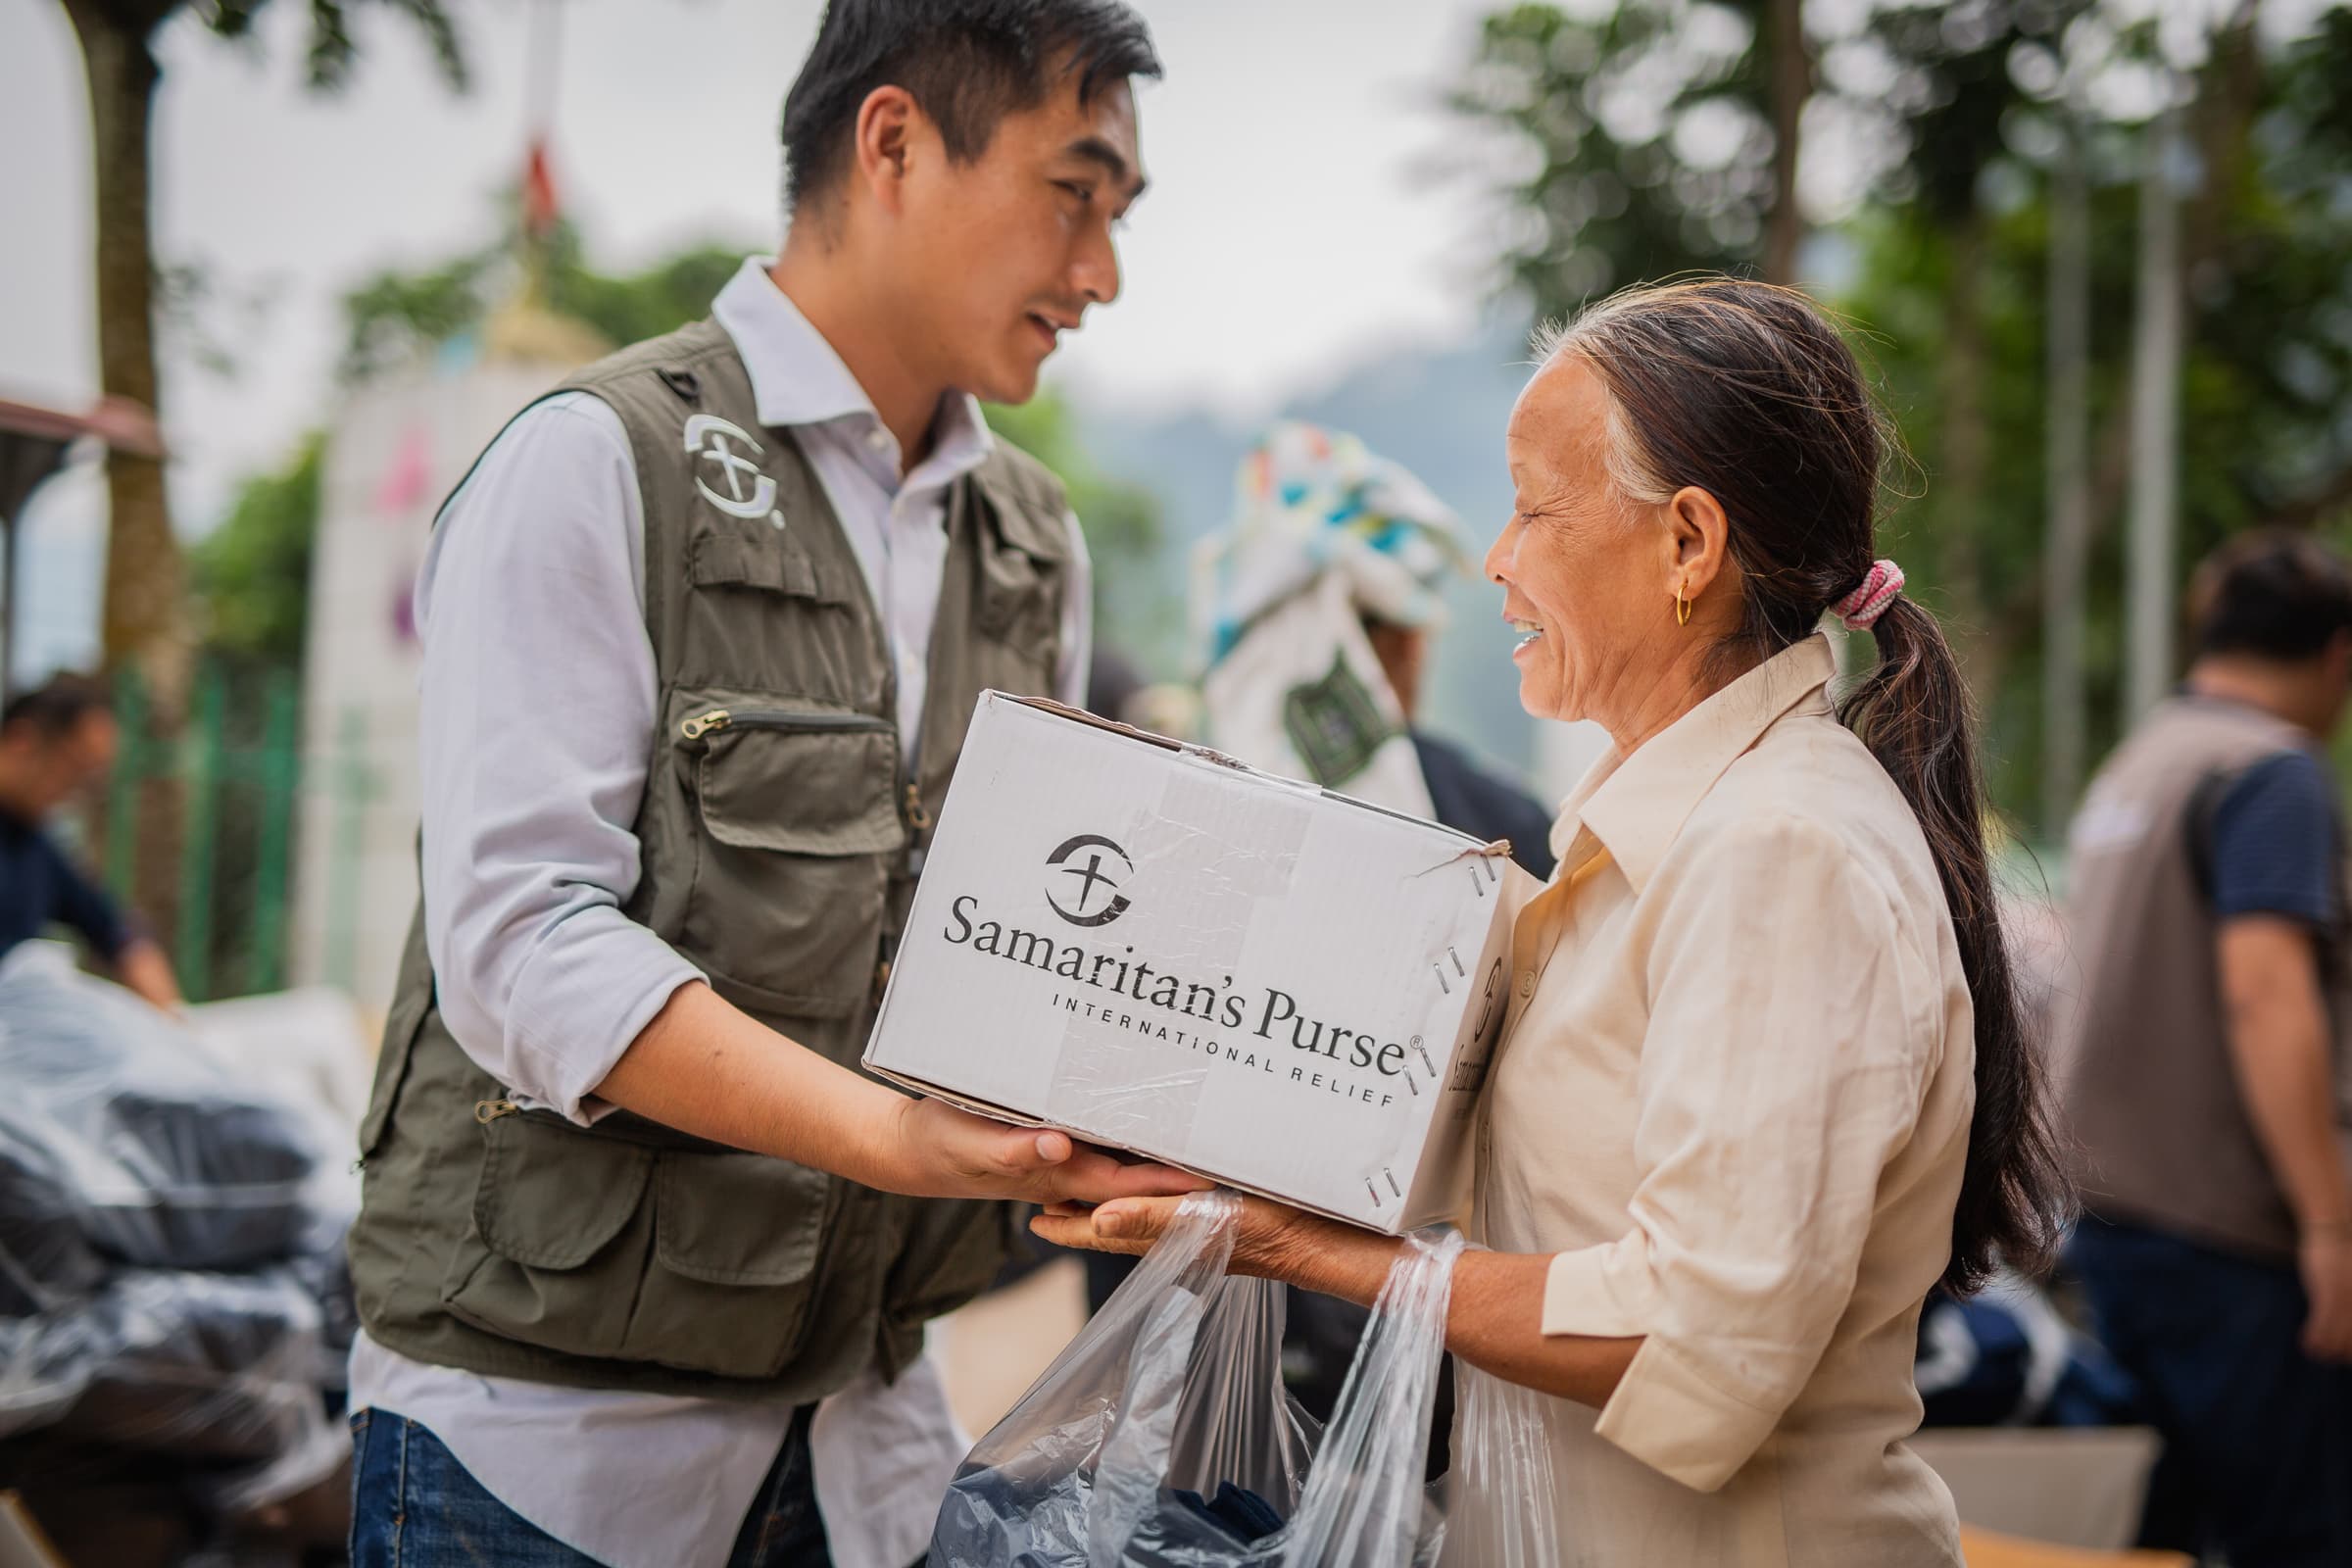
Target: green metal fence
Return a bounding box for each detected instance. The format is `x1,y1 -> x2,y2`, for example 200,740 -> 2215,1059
99,663 -> 317,1003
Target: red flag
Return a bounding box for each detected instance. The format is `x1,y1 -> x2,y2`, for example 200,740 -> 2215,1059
523,139 -> 560,239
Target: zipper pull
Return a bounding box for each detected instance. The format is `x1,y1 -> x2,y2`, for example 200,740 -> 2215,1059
904,783 -> 932,833
474,1098 -> 519,1125
681,709 -> 731,742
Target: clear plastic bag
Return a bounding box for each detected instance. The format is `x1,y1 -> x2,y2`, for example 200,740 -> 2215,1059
932,1190 -> 1556,1566
1434,1363 -> 1563,1567
0,945 -> 320,1284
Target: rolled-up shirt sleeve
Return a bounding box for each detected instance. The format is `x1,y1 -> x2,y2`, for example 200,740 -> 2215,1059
1538,816 -> 1941,1492
415,392 -> 703,1124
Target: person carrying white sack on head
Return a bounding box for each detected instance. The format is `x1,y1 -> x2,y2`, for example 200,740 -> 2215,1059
1190,421 -> 1557,873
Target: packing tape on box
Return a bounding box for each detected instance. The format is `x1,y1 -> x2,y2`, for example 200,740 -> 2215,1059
1043,763 -> 1313,1147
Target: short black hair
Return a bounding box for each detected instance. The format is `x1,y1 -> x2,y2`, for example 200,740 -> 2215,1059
1,672 -> 114,741
780,0 -> 1160,212
2190,529 -> 2352,662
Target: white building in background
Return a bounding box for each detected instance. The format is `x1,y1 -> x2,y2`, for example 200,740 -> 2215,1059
292,302 -> 605,1020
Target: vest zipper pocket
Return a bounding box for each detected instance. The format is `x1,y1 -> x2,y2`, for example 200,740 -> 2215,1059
679,708 -> 895,743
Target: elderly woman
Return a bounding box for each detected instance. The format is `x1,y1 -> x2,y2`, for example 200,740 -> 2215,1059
1035,278 -> 2071,1565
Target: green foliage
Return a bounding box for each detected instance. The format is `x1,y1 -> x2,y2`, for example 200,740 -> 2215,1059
985,392 -> 1173,666
1447,1 -> 1777,312
543,234 -> 744,350
1451,1 -> 2352,827
1842,12 -> 2352,814
191,431 -> 324,667
985,393 -> 1159,566
338,252 -> 496,383
337,217 -> 746,381
200,0 -> 468,91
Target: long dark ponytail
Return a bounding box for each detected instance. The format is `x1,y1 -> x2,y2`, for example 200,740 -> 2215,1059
1548,277 -> 2073,1291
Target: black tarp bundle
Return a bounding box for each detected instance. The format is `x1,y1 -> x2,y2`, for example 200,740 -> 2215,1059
0,948 -> 352,1511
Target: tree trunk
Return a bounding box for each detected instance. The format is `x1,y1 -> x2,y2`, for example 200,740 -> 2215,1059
64,2 -> 188,711
63,0 -> 186,962
1761,0 -> 1811,283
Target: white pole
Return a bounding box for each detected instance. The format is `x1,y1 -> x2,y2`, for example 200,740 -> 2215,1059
2126,108 -> 2184,720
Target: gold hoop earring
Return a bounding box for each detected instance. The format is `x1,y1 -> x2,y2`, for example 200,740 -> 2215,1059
1674,585 -> 1691,627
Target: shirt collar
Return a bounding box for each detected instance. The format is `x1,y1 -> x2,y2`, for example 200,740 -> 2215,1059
1553,632 -> 1839,894
710,257 -> 993,479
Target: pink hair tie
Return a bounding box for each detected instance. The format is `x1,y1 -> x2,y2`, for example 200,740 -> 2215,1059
1834,559 -> 1905,630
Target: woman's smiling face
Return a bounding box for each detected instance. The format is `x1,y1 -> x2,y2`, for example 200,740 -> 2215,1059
1486,356 -> 1682,727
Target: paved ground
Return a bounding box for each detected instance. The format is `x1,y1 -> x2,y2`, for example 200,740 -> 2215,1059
937,1257 -> 1091,1437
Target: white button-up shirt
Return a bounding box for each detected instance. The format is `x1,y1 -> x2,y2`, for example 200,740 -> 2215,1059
349,258 -> 1093,1568
1477,634 -> 1974,1567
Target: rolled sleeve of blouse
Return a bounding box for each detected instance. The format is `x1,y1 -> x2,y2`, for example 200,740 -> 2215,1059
1536,814 -> 1942,1493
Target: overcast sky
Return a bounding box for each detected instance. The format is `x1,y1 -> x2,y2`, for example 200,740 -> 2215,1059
3,0 -> 1508,542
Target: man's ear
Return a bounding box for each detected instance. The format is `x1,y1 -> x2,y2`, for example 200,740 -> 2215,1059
853,84 -> 921,216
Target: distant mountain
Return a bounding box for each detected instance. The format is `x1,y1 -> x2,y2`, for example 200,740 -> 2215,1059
1074,317 -> 1545,779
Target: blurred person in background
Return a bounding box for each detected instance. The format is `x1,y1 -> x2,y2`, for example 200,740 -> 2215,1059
0,672 -> 181,1011
2054,529 -> 2352,1567
1192,420 -> 1558,877
339,5 -> 1195,1568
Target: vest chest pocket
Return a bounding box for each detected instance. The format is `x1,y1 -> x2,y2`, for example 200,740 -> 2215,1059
689,527 -> 846,604
678,699 -> 907,1019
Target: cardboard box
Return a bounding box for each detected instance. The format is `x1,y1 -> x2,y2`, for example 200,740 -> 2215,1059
863,693 -> 1539,1233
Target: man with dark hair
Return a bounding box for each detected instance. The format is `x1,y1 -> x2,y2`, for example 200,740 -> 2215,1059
2056,528 -> 2352,1565
0,673 -> 180,1010
341,6 -> 1176,1565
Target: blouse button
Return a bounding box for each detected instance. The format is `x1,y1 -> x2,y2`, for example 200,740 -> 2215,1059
1516,969 -> 1536,1000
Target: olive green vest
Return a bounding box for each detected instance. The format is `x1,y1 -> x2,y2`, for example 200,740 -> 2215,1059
348,318 -> 1073,1401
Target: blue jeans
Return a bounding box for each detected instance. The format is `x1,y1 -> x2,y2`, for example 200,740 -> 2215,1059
348,1406 -> 833,1567
2067,1213 -> 2352,1567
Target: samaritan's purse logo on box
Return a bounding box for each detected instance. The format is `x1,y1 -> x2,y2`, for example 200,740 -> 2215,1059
1044,833 -> 1133,927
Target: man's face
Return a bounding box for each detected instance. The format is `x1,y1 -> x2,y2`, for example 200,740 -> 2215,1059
889,74 -> 1145,405
43,713 -> 117,811
0,711 -> 117,815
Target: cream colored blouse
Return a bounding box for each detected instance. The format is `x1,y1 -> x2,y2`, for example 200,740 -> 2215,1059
1471,633 -> 1975,1567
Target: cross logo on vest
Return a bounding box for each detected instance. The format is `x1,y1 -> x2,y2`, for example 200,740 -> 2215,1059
683,414 -> 785,529
1045,833 -> 1133,928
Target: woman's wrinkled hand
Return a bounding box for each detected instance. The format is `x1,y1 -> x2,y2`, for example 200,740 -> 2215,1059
1030,1191 -> 1374,1290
